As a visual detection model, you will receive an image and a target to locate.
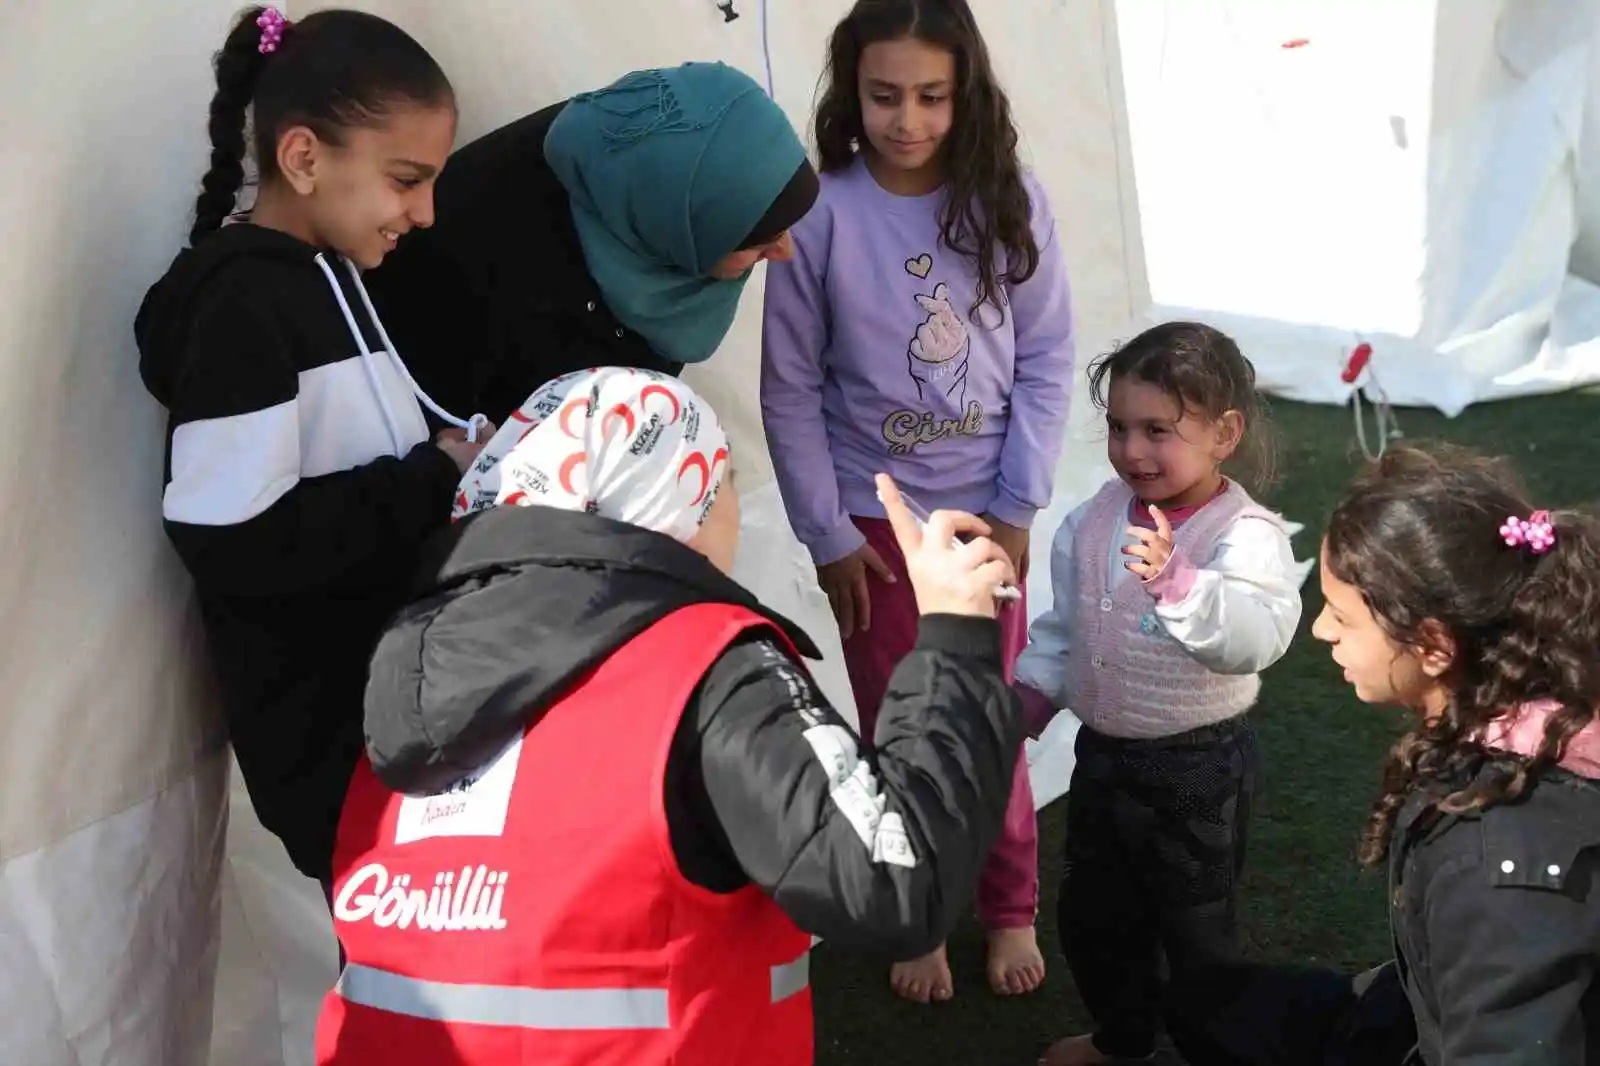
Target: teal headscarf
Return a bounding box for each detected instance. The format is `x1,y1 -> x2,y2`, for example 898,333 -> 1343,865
544,62 -> 807,364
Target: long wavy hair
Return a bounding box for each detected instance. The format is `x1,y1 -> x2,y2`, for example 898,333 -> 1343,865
1323,443 -> 1600,866
813,0 -> 1038,321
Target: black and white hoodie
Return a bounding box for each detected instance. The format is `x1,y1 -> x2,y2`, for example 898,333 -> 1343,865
136,223 -> 472,880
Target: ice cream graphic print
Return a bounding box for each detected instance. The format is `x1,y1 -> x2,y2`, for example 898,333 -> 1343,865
906,275 -> 972,407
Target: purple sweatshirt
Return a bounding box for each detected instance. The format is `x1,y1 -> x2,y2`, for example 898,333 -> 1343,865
761,156 -> 1076,566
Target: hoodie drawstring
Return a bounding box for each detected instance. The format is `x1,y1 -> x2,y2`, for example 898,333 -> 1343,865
313,254 -> 488,451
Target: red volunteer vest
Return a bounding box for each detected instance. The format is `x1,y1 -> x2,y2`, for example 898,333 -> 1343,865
314,603 -> 815,1066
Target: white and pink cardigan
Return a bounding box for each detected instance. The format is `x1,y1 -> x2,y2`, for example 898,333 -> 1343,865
1016,478 -> 1303,740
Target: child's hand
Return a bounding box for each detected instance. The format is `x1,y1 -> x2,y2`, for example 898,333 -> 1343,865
436,422 -> 496,474
435,421 -> 498,445
1123,505 -> 1174,580
1013,682 -> 1058,739
817,542 -> 897,639
981,513 -> 1030,582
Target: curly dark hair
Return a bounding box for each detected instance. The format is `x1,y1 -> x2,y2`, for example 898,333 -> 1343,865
1323,442 -> 1600,866
1087,321 -> 1278,492
190,7 -> 453,246
813,0 -> 1038,322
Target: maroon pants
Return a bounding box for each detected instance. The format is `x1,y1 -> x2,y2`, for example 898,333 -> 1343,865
840,517 -> 1039,931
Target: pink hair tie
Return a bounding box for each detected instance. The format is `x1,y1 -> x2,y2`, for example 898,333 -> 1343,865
257,7 -> 288,54
1499,509 -> 1556,555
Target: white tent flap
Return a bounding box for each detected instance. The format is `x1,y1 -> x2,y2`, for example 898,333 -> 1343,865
1119,0 -> 1600,416
1,1 -> 238,1063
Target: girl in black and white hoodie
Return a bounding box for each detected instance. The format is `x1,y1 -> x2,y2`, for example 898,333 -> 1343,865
135,8 -> 492,885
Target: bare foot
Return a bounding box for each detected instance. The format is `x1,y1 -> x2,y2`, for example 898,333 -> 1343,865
889,943 -> 953,1004
1037,1034 -> 1107,1066
986,925 -> 1046,995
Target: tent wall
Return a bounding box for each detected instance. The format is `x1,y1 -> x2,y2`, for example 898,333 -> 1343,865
1574,0 -> 1600,281
0,1 -> 236,1063
1117,0 -> 1600,417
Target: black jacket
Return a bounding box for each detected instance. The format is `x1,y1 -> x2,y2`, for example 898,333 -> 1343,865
135,224 -> 461,879
1391,764 -> 1600,1064
363,102 -> 679,427
365,505 -> 1024,958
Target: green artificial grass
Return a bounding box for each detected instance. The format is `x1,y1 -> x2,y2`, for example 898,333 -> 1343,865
812,387 -> 1600,1065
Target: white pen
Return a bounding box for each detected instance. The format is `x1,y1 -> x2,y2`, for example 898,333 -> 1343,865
886,488 -> 1023,602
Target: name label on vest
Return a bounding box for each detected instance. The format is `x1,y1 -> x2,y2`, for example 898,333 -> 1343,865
394,735 -> 522,845
334,863 -> 510,932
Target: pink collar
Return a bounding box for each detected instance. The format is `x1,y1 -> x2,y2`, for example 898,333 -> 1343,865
1127,480 -> 1228,529
1481,700 -> 1600,778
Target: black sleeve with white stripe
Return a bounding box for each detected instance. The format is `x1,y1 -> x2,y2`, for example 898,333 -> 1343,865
160,281 -> 463,598
678,616 -> 1022,961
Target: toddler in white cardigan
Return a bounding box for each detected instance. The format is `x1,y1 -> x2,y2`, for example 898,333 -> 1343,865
1019,322 -> 1302,1066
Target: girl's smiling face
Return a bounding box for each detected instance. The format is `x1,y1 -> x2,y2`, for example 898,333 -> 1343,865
1105,377 -> 1238,508
264,102 -> 457,269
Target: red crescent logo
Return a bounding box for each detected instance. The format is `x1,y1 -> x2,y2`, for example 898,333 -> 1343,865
559,398 -> 589,439
639,384 -> 682,424
508,408 -> 534,424
559,452 -> 586,496
502,490 -> 528,506
709,446 -> 730,478
678,452 -> 711,505
601,402 -> 637,438
517,422 -> 541,444
454,491 -> 468,512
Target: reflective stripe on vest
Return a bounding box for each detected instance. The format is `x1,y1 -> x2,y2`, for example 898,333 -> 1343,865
339,948 -> 812,1029
770,949 -> 810,1003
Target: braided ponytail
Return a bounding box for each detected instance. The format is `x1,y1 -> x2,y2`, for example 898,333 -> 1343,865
190,7 -> 273,245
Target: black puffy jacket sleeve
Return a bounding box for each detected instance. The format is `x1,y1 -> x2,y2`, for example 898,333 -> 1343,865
665,614 -> 1023,962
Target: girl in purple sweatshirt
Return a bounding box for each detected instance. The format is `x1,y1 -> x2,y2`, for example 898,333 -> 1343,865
761,0 -> 1075,1005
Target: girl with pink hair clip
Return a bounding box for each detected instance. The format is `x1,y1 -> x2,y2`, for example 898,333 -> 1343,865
1166,442 -> 1599,1066
136,7 -> 491,900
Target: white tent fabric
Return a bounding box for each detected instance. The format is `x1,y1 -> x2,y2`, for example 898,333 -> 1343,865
1572,0 -> 1600,281
1120,0 -> 1600,417
3,0 -> 1594,1063
2,1 -> 239,1063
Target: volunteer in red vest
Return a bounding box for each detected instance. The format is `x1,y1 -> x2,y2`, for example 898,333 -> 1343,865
314,368 -> 1027,1066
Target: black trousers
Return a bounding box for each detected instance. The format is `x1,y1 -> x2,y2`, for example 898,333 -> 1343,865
1059,717 -> 1260,1060
1164,961 -> 1419,1066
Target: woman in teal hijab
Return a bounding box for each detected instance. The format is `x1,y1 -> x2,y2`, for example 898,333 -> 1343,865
545,62 -> 817,366
366,62 -> 819,422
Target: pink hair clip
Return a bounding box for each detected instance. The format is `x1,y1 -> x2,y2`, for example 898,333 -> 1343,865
257,7 -> 288,53
1499,509 -> 1555,554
